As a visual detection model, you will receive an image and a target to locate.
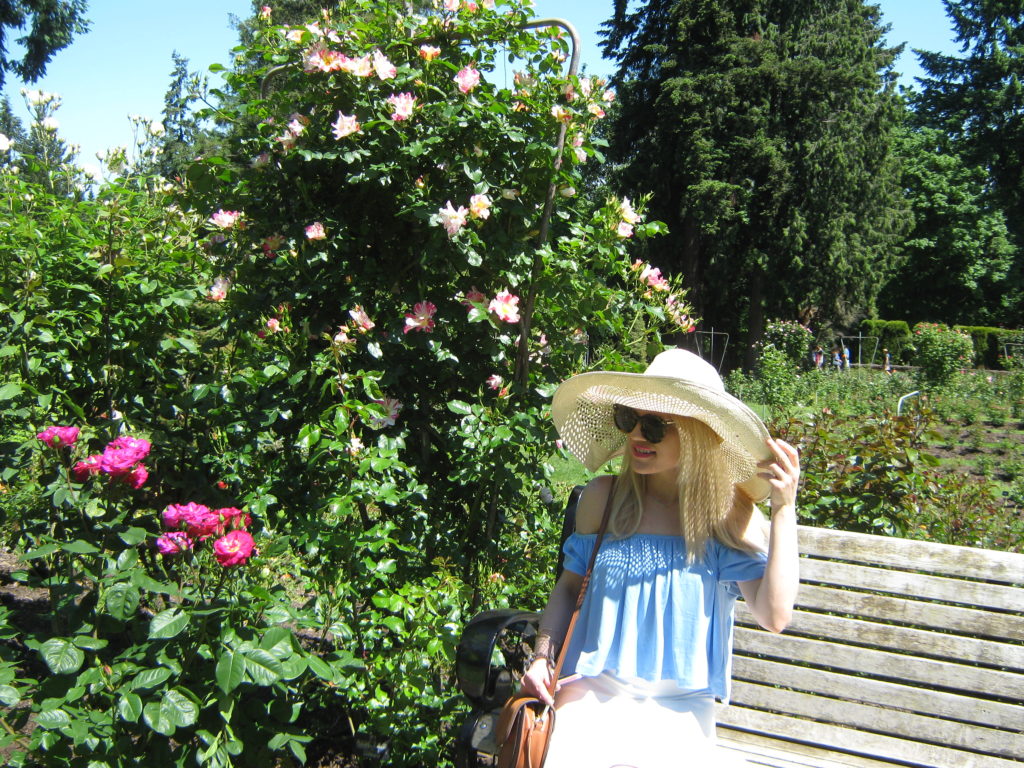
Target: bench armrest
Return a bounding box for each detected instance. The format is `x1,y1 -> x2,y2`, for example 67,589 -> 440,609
455,608 -> 541,709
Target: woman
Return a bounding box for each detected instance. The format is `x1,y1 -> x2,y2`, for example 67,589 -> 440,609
521,349 -> 800,767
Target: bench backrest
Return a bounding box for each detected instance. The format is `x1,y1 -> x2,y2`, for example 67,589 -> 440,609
719,525 -> 1024,767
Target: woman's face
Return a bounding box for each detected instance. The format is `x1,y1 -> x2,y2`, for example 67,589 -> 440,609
623,409 -> 680,477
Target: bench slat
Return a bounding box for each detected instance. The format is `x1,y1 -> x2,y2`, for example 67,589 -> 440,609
731,656 -> 1024,731
728,680 -> 1024,759
736,605 -> 1024,670
794,583 -> 1024,640
800,558 -> 1024,613
733,627 -> 1024,701
719,730 -> 918,768
717,705 -> 1024,768
797,527 -> 1024,584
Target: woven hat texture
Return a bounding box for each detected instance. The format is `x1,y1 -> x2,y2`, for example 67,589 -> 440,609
551,349 -> 772,501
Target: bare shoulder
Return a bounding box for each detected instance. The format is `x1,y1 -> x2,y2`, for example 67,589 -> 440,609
575,475 -> 615,534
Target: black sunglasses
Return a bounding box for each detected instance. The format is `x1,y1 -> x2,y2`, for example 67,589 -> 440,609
613,404 -> 674,443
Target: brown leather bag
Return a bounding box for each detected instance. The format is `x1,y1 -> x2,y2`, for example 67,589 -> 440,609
495,693 -> 554,768
495,483 -> 614,768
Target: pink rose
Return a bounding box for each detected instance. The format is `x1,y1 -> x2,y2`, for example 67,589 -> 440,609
184,507 -> 223,540
403,301 -> 437,334
163,502 -> 210,531
215,507 -> 251,531
127,464 -> 148,489
37,426 -> 79,449
100,436 -> 151,477
71,454 -> 102,482
454,67 -> 481,94
156,531 -> 193,556
213,530 -> 256,567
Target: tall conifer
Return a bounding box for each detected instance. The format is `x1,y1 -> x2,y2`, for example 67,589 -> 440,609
602,0 -> 909,364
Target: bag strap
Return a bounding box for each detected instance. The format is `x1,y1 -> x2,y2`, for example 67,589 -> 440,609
548,479 -> 614,689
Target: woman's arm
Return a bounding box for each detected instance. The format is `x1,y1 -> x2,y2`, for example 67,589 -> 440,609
518,476 -> 610,705
519,569 -> 584,706
739,438 -> 801,634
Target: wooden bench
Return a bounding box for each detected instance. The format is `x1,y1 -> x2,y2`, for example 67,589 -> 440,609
455,490 -> 1024,767
719,525 -> 1024,767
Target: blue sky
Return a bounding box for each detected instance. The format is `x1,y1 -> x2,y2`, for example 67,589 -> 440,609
2,0 -> 960,166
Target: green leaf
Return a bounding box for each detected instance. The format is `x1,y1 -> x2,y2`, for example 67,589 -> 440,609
25,542 -> 58,559
71,635 -> 108,651
131,666 -> 173,691
306,655 -> 335,682
118,527 -> 149,546
215,650 -> 246,694
149,608 -> 189,639
118,692 -> 143,722
62,539 -> 100,555
36,709 -> 71,729
0,685 -> 20,706
161,688 -> 199,728
142,702 -> 176,736
104,583 -> 140,621
242,648 -> 283,685
0,383 -> 23,401
40,638 -> 85,675
447,400 -> 473,415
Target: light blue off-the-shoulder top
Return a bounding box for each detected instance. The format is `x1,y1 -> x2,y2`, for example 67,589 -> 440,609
561,531 -> 767,701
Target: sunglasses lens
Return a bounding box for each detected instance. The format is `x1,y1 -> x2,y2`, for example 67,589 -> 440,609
613,404 -> 637,433
613,406 -> 668,443
639,415 -> 666,443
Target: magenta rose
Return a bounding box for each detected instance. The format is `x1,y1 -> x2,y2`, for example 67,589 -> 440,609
213,530 -> 256,567
37,426 -> 80,449
155,531 -> 193,556
127,464 -> 148,489
71,454 -> 102,482
100,436 -> 151,477
183,507 -> 223,540
215,507 -> 250,531
162,502 -> 210,531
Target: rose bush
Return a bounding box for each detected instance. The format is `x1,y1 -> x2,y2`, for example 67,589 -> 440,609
2,1 -> 694,764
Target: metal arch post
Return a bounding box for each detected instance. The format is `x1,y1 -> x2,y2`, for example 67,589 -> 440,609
513,18 -> 580,386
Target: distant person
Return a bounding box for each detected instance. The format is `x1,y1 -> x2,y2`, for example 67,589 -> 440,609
883,348 -> 892,374
841,343 -> 851,370
831,346 -> 842,372
812,345 -> 824,370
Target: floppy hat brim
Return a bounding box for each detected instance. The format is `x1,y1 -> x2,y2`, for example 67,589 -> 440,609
552,370 -> 773,502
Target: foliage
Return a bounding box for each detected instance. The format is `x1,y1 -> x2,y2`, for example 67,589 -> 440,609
760,318 -> 813,367
912,0 -> 1024,324
910,322 -> 975,387
774,403 -> 1022,550
0,431 -> 363,768
601,0 -> 910,367
878,127 -> 1014,325
955,325 -> 1024,369
0,0 -> 88,87
2,2 -> 692,764
860,318 -> 911,364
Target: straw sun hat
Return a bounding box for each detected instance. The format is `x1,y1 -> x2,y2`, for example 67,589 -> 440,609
551,349 -> 773,502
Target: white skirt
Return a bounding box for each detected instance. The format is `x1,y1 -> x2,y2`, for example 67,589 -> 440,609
542,673 -> 747,768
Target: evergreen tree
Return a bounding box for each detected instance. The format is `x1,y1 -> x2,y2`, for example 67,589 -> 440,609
602,0 -> 910,366
157,52 -> 211,179
0,0 -> 89,87
879,127 -> 1014,324
0,92 -> 25,142
912,0 -> 1024,324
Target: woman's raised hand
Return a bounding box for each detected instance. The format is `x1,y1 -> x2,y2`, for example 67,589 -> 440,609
762,437 -> 800,512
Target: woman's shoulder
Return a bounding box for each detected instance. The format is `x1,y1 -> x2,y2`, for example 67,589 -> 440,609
574,475 -> 616,534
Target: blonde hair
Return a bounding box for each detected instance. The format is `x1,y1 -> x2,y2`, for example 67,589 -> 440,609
610,415 -> 768,562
